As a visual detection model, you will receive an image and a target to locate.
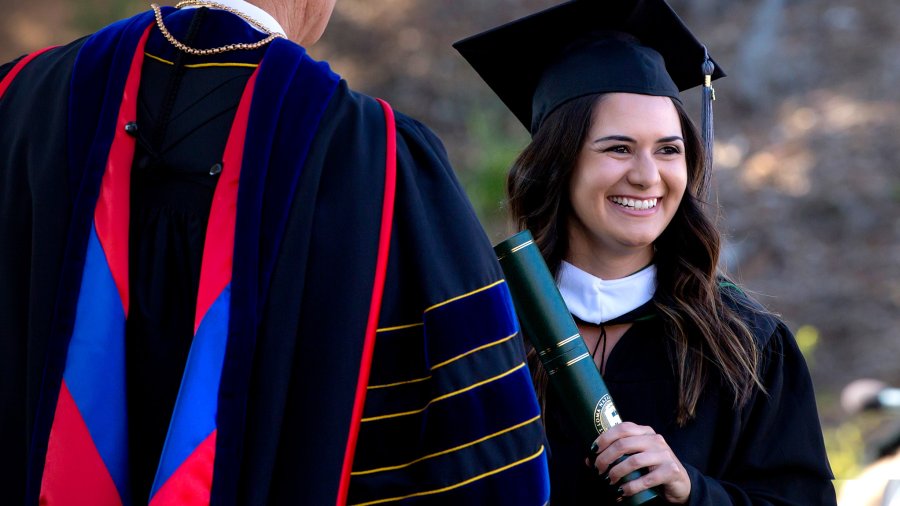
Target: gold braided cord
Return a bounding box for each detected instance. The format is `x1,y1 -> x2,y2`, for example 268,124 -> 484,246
150,3 -> 285,56
174,0 -> 283,35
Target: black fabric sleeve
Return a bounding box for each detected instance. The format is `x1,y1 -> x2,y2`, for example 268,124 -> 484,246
685,322 -> 836,505
0,55 -> 26,81
0,40 -> 83,504
255,90 -> 547,505
347,109 -> 550,505
386,110 -> 504,304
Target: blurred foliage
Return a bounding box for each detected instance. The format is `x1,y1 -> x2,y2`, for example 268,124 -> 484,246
805,321 -> 899,502
829,410 -> 900,505
72,0 -> 143,33
796,326 -> 852,487
795,325 -> 820,366
459,108 -> 529,241
826,419 -> 866,494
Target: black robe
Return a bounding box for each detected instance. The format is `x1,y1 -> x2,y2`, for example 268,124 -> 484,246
0,7 -> 548,506
544,286 -> 836,505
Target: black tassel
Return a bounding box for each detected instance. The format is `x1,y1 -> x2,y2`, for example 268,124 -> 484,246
700,49 -> 716,199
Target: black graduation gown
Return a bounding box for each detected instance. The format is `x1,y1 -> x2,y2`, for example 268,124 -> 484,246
0,7 -> 548,506
544,287 -> 836,505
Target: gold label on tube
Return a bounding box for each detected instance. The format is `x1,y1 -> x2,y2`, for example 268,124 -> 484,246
593,394 -> 623,434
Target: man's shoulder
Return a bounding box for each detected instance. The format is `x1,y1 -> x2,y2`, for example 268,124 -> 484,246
322,82 -> 448,154
1,38 -> 87,97
333,84 -> 431,127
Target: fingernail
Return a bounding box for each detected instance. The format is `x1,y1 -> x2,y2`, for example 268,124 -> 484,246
603,474 -> 611,485
590,442 -> 599,453
616,487 -> 624,497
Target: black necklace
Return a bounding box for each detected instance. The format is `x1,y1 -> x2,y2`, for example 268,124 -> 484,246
573,300 -> 657,376
573,315 -> 609,375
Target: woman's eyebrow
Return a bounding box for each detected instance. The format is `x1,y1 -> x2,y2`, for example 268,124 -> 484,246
591,135 -> 636,144
591,135 -> 685,144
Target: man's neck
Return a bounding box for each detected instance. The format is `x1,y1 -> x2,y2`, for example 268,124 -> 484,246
184,0 -> 286,35
248,0 -> 334,46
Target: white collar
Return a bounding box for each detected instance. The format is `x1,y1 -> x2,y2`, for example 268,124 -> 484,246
557,261 -> 657,325
182,0 -> 286,36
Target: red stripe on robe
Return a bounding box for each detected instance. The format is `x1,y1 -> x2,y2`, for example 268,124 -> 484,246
39,382 -> 122,506
149,431 -> 218,506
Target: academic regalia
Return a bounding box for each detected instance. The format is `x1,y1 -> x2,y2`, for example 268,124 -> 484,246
455,0 -> 835,503
0,5 -> 548,506
545,286 -> 836,505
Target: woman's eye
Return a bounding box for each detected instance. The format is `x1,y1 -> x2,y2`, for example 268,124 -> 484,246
658,145 -> 681,155
604,145 -> 631,154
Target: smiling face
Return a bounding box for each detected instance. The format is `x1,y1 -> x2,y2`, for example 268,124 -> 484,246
566,93 -> 688,277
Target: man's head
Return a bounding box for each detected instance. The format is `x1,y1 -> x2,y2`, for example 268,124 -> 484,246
251,0 -> 336,46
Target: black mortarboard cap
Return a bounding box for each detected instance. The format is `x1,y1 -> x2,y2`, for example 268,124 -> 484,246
454,0 -> 725,195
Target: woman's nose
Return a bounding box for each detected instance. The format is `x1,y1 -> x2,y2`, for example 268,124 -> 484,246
626,152 -> 662,189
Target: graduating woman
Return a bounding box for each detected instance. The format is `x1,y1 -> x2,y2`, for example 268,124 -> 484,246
456,0 -> 837,504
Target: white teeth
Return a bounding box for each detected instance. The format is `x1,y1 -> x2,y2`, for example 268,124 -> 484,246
611,197 -> 657,210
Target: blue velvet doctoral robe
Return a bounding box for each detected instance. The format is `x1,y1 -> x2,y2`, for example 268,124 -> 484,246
0,7 -> 549,505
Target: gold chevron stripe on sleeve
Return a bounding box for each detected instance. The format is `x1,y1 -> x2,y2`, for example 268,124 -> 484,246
430,331 -> 517,371
367,331 -> 517,390
425,280 -> 505,313
351,414 -> 541,476
375,322 -> 424,333
361,362 -> 526,422
349,445 -> 546,506
367,374 -> 432,390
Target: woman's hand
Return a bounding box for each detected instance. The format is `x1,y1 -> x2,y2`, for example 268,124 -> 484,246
586,422 -> 691,504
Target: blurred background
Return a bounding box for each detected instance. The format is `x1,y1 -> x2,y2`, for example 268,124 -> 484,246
3,0 -> 899,502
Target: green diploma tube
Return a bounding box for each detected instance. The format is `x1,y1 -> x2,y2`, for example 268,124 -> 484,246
495,230 -> 657,505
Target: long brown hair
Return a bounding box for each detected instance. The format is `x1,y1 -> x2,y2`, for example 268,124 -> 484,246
507,94 -> 764,425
